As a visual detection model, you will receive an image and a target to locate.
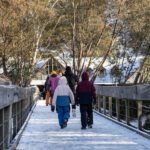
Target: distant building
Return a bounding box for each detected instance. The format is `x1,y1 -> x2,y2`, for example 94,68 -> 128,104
30,56 -> 65,94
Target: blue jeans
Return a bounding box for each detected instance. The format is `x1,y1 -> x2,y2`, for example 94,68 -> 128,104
56,105 -> 70,126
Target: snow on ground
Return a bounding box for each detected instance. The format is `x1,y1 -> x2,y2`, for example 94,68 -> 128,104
17,100 -> 150,150
34,55 -> 143,84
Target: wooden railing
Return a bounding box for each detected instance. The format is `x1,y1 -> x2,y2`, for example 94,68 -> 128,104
0,85 -> 40,150
94,84 -> 150,137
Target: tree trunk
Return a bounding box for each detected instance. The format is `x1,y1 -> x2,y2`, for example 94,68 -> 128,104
72,0 -> 77,74
2,55 -> 7,76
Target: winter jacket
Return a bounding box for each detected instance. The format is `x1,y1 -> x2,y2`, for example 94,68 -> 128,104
52,76 -> 75,106
44,76 -> 50,91
64,66 -> 78,93
76,72 -> 96,104
48,74 -> 59,94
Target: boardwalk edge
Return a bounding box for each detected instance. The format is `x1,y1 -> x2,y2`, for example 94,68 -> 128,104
94,110 -> 150,139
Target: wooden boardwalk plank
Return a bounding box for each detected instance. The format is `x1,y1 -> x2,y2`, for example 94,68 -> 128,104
17,100 -> 150,150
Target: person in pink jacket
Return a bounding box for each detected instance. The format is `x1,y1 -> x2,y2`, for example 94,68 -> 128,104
48,70 -> 59,111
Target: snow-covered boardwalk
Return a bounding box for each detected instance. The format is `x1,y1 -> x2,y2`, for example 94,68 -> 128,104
17,100 -> 150,150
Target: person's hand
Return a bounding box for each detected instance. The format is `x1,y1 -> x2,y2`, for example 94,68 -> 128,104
72,105 -> 76,109
75,101 -> 79,106
51,105 -> 55,112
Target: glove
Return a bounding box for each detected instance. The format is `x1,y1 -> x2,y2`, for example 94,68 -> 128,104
51,105 -> 55,112
76,103 -> 79,106
72,105 -> 76,109
72,109 -> 76,118
75,98 -> 79,106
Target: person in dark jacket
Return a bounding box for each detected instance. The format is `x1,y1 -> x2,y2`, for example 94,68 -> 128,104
76,71 -> 96,129
64,66 -> 78,94
44,75 -> 50,92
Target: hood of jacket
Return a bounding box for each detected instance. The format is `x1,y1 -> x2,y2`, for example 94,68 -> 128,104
58,76 -> 68,85
82,72 -> 89,81
65,66 -> 73,76
51,74 -> 57,78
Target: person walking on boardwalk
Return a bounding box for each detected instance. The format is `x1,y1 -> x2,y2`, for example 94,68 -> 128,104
45,74 -> 51,106
64,66 -> 78,94
76,71 -> 96,129
48,70 -> 59,96
52,76 -> 75,129
48,70 -> 59,111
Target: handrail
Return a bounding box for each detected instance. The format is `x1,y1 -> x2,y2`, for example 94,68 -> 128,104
94,84 -> 150,138
0,85 -> 40,149
95,84 -> 150,100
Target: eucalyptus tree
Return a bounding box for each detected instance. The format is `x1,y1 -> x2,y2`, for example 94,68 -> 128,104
107,0 -> 150,84
0,0 -> 58,85
0,0 -> 30,84
52,0 -> 110,76
50,0 -> 129,82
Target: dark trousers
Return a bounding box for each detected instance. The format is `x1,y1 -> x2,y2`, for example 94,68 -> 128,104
80,104 -> 93,128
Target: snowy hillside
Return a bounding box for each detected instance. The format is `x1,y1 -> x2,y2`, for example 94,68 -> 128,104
35,53 -> 143,84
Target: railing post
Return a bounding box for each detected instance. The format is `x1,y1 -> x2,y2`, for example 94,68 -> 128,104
4,107 -> 9,149
8,105 -> 12,146
116,98 -> 120,121
103,96 -> 106,115
98,95 -> 101,113
0,109 -> 3,149
137,100 -> 143,130
2,109 -> 4,150
109,97 -> 112,117
15,103 -> 18,135
125,99 -> 130,125
18,102 -> 21,129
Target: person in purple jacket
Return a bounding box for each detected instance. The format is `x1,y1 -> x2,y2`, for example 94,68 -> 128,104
48,70 -> 59,97
48,70 -> 59,111
76,71 -> 96,129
